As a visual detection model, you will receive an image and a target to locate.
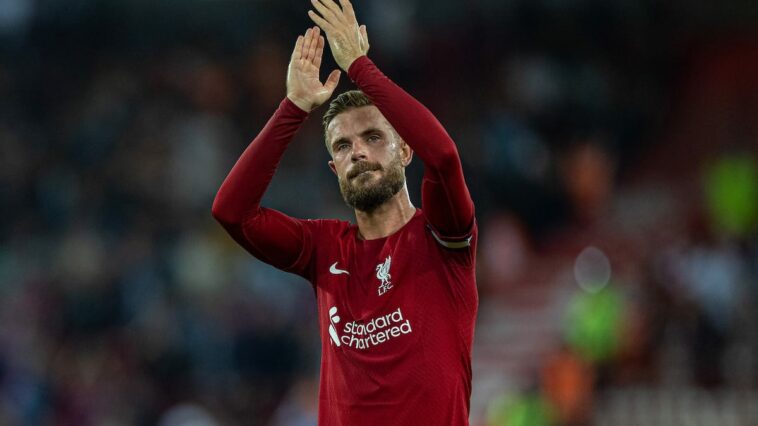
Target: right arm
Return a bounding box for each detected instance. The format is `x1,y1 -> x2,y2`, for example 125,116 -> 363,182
211,26 -> 341,271
211,98 -> 309,270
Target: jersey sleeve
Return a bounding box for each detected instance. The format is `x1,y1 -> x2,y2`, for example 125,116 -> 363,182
212,97 -> 316,279
347,56 -> 475,247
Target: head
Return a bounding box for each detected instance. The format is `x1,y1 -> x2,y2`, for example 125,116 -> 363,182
323,90 -> 413,213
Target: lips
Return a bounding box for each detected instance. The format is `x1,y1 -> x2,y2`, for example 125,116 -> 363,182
350,170 -> 374,181
347,163 -> 381,180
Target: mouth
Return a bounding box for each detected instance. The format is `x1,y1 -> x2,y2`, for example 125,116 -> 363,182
349,171 -> 375,184
347,164 -> 381,180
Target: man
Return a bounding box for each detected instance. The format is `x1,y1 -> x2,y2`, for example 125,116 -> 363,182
212,0 -> 477,424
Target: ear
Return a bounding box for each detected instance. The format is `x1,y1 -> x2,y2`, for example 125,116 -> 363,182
400,140 -> 413,167
328,160 -> 337,175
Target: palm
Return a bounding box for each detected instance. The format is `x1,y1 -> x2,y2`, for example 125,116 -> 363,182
288,60 -> 329,105
286,27 -> 341,112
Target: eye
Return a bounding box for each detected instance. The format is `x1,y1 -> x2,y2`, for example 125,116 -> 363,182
367,134 -> 381,143
335,143 -> 350,152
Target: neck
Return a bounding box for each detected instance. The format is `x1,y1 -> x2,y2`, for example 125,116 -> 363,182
354,185 -> 416,240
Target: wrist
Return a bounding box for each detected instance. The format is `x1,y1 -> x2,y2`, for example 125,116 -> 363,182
342,54 -> 365,72
347,55 -> 370,79
286,94 -> 312,113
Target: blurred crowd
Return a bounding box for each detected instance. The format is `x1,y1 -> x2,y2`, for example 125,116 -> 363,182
1,0 -> 757,425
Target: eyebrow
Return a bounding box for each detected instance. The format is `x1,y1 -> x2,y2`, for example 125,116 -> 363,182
330,128 -> 385,151
331,137 -> 350,152
360,128 -> 384,138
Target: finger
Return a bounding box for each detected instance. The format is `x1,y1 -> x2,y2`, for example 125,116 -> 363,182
338,0 -> 357,22
306,27 -> 320,62
291,35 -> 304,61
360,25 -> 369,50
308,10 -> 335,33
324,69 -> 341,93
318,0 -> 346,22
314,35 -> 325,68
310,0 -> 342,26
301,28 -> 314,61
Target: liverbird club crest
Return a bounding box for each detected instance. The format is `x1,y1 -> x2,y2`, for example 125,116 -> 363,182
376,255 -> 393,296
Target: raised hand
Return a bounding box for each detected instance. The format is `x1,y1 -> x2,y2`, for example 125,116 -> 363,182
286,26 -> 342,112
308,0 -> 370,72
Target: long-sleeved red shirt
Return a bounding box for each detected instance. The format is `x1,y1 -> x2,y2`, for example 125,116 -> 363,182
213,56 -> 478,425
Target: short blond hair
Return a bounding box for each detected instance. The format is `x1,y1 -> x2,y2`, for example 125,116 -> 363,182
322,90 -> 373,153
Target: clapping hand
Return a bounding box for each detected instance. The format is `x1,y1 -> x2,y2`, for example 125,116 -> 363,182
286,26 -> 342,112
308,0 -> 370,72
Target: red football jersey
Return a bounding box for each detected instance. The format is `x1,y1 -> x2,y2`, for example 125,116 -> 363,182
213,56 -> 478,425
286,210 -> 477,425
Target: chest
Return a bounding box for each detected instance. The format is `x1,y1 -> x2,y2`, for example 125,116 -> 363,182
317,236 -> 444,356
314,225 -> 444,322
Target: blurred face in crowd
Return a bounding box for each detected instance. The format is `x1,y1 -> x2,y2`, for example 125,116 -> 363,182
327,106 -> 412,213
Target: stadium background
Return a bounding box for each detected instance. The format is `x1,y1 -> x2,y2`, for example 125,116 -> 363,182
1,0 -> 758,424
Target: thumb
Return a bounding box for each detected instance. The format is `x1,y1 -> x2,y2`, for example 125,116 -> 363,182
324,69 -> 341,93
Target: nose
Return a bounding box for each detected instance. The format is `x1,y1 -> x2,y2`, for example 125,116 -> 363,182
350,139 -> 368,162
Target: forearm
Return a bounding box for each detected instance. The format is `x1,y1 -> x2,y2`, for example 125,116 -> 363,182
347,56 -> 459,171
212,97 -> 308,225
212,26 -> 339,275
211,97 -> 313,271
348,56 -> 474,236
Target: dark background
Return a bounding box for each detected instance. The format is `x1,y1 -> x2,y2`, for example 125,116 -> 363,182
1,0 -> 758,424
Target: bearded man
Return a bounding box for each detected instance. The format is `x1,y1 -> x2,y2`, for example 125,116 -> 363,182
212,1 -> 478,424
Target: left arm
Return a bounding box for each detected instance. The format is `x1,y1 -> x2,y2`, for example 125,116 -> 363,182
308,0 -> 475,240
348,56 -> 475,241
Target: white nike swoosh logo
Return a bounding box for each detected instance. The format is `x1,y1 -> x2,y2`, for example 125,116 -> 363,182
329,262 -> 350,275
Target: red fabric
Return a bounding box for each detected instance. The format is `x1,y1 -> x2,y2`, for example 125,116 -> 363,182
212,56 -> 477,425
346,55 -> 475,240
212,97 -> 310,271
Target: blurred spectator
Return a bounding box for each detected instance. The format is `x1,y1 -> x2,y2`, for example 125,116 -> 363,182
541,345 -> 594,426
270,377 -> 318,426
158,403 -> 219,426
703,153 -> 758,239
0,1 -> 756,424
564,284 -> 625,366
485,383 -> 554,426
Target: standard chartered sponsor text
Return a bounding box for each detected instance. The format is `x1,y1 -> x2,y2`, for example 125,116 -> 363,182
340,308 -> 412,350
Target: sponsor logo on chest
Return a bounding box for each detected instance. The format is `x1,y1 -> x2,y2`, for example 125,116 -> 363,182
328,306 -> 413,350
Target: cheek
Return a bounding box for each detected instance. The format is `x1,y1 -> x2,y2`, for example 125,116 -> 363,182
385,147 -> 403,166
335,160 -> 350,177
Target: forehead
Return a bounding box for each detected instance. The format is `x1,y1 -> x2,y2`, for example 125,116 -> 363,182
326,105 -> 390,142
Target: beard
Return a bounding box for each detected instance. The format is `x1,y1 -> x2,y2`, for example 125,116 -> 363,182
338,154 -> 405,213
